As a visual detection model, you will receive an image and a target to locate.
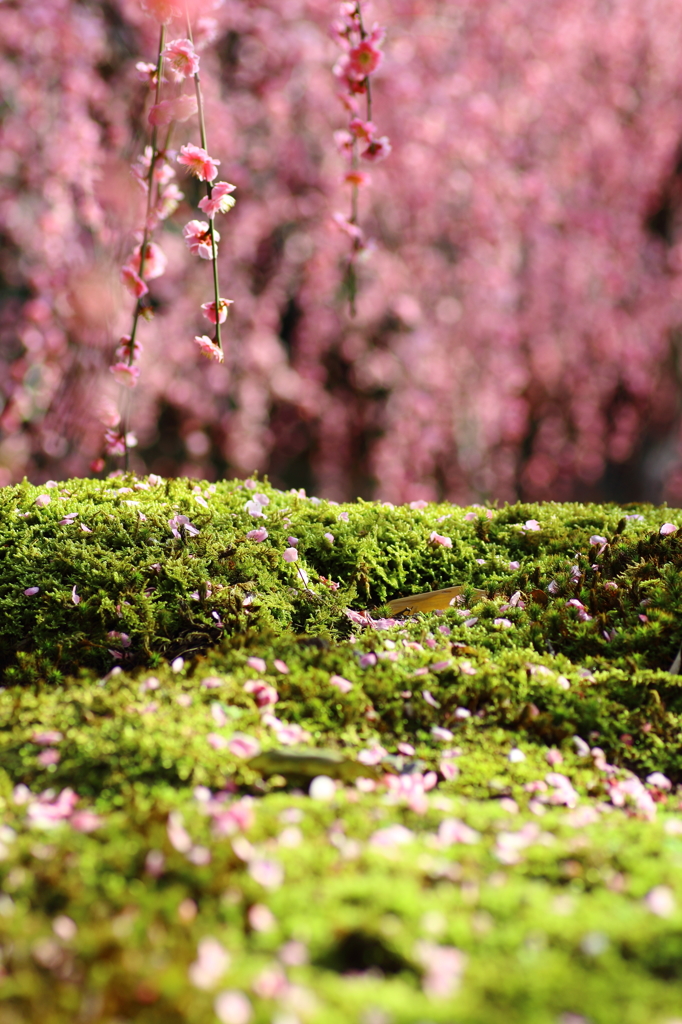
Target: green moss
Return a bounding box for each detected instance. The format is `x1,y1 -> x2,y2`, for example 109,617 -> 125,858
2,477 -> 682,1022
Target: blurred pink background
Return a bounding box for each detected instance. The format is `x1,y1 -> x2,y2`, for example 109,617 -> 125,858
3,0 -> 682,504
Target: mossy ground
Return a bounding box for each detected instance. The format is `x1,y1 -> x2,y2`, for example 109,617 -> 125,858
2,476 -> 682,1024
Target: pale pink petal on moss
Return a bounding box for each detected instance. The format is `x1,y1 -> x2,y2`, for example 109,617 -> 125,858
31,730 -> 63,745
70,810 -> 102,832
330,674 -> 353,693
248,858 -> 284,889
24,587 -> 40,596
273,659 -> 289,674
246,657 -> 266,673
660,523 -> 678,536
214,990 -> 252,1024
283,547 -> 298,562
207,733 -> 228,751
35,494 -> 51,508
189,937 -> 230,990
645,886 -> 676,917
247,904 -> 276,932
37,749 -> 60,767
227,734 -> 261,759
429,532 -> 452,548
246,528 -> 268,542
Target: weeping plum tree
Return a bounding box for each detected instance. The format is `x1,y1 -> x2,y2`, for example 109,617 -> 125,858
2,0 -> 682,504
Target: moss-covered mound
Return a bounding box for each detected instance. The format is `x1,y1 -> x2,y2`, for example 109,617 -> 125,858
2,476 -> 682,1023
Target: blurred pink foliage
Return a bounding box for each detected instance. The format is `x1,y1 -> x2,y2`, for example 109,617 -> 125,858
3,0 -> 682,502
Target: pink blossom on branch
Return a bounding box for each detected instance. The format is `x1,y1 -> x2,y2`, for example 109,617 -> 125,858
198,181 -> 237,219
183,220 -> 220,260
201,299 -> 234,324
347,39 -> 384,80
109,363 -> 140,388
140,0 -> 182,24
194,336 -> 224,362
177,143 -> 220,182
120,265 -> 149,299
125,242 -> 167,281
360,135 -> 392,162
148,94 -> 198,127
163,38 -> 201,81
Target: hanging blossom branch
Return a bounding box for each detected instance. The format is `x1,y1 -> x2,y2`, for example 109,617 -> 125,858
331,0 -> 390,316
100,0 -> 233,470
176,17 -> 236,364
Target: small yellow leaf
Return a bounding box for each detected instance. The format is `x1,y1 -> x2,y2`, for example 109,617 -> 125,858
386,585 -> 486,615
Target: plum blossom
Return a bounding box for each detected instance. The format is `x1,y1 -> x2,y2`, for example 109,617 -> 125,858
148,94 -> 198,126
177,143 -> 220,181
361,135 -> 392,162
183,220 -> 219,260
347,38 -> 384,80
125,241 -> 167,280
163,38 -> 200,81
135,61 -> 157,84
140,0 -> 182,23
194,335 -> 224,362
109,363 -> 140,388
198,181 -> 237,218
201,298 -> 234,323
120,265 -> 148,298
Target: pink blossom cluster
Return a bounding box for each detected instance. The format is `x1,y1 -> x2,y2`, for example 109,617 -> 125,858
331,2 -> 390,306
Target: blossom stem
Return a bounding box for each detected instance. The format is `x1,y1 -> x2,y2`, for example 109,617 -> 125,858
129,25 -> 166,362
345,1 -> 372,319
122,23 -> 166,471
187,14 -> 222,354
